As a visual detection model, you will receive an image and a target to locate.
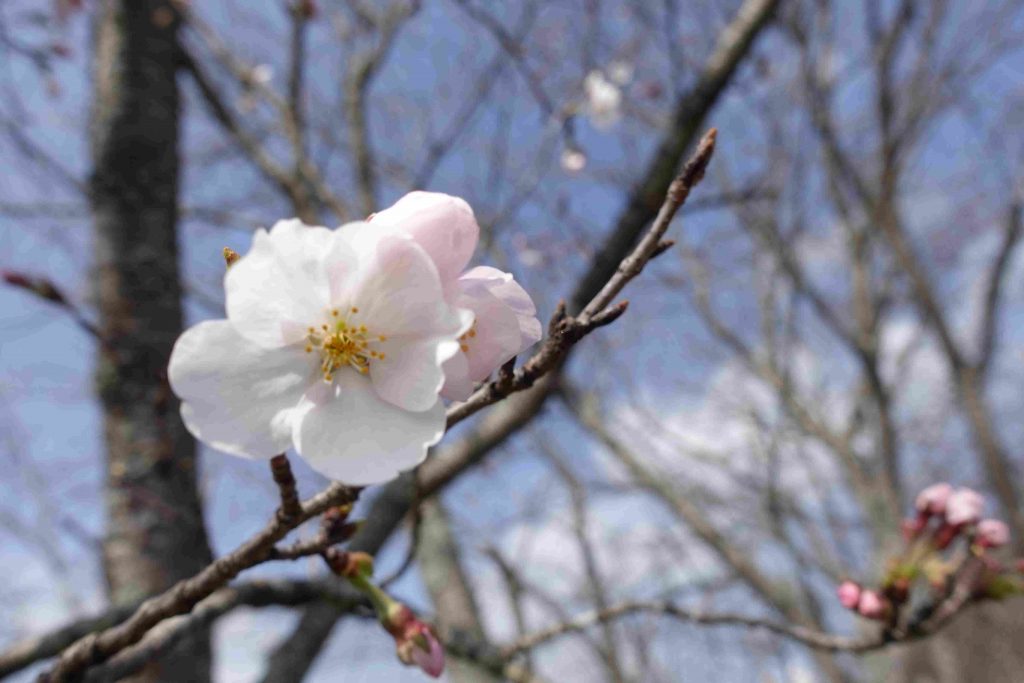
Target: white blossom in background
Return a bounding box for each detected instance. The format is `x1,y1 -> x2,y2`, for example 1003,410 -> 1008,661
169,219 -> 470,485
250,63 -> 274,85
369,192 -> 542,401
560,147 -> 587,173
583,69 -> 622,130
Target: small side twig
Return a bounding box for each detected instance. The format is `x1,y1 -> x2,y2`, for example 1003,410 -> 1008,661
270,454 -> 303,522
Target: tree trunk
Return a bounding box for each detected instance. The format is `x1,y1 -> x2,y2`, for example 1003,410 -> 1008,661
417,499 -> 501,683
91,2 -> 213,681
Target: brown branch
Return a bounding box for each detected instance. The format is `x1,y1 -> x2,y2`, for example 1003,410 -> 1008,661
977,201 -> 1022,378
2,271 -> 104,344
269,454 -> 303,522
80,580 -> 364,683
0,580 -> 362,680
345,0 -> 420,216
41,484 -> 360,681
177,12 -> 349,221
445,128 -> 716,429
504,568 -> 985,658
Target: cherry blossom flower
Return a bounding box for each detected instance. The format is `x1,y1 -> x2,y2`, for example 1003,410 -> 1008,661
837,581 -> 861,610
168,218 -> 470,485
583,70 -> 622,130
976,519 -> 1010,548
915,482 -> 953,516
368,192 -> 542,401
945,488 -> 984,527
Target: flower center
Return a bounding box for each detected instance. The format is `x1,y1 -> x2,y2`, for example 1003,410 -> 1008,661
305,307 -> 387,382
457,321 -> 477,353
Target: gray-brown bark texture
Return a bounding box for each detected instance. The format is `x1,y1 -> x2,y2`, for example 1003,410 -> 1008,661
91,2 -> 213,681
416,499 -> 501,683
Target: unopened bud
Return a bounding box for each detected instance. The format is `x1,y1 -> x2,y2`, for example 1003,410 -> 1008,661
857,590 -> 890,620
946,488 -> 984,527
392,615 -> 444,678
915,482 -> 953,517
837,581 -> 861,610
976,519 -> 1010,549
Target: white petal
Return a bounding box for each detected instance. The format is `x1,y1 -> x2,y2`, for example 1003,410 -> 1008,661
370,338 -> 449,411
168,320 -> 313,458
369,192 -> 479,285
292,373 -> 445,485
226,219 -> 333,348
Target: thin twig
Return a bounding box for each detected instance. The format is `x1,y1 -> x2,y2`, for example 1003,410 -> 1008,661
444,128 -> 717,429
41,485 -> 360,681
269,454 -> 303,522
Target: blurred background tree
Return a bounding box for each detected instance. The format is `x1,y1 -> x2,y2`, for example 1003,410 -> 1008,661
1,0 -> 1023,681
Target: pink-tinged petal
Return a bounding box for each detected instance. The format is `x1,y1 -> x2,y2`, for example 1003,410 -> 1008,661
440,350 -> 474,401
915,482 -> 953,516
168,320 -> 312,458
977,519 -> 1010,548
226,219 -> 333,348
369,192 -> 479,285
459,284 -> 522,382
351,234 -> 463,339
291,372 -> 445,485
460,266 -> 542,349
946,488 -> 985,526
836,581 -> 861,610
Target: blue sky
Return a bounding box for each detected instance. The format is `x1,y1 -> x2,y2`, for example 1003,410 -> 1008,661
3,1 -> 1024,681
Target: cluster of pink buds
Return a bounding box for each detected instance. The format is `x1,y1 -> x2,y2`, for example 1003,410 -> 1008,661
906,483 -> 1008,550
836,581 -> 891,620
837,483 -> 1021,623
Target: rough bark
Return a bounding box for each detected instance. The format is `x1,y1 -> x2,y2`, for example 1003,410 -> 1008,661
91,2 -> 213,681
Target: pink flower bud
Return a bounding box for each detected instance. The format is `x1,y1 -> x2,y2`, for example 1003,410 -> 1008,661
857,590 -> 889,620
408,625 -> 445,678
394,618 -> 445,678
946,488 -> 984,527
976,519 -> 1010,549
837,581 -> 861,609
915,483 -> 953,516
